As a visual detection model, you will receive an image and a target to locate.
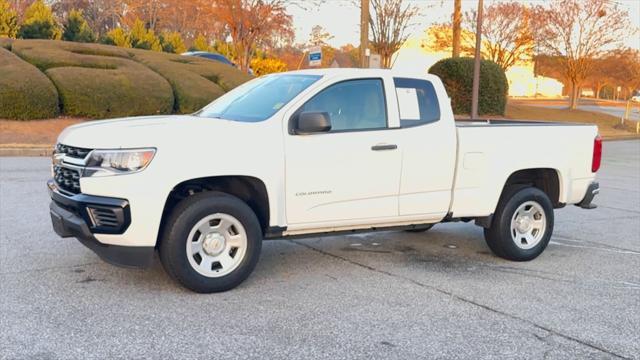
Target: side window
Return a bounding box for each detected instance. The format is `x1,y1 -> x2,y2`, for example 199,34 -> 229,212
394,78 -> 440,127
300,79 -> 387,132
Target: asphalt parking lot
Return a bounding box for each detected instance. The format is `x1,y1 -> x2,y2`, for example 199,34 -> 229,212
1,140 -> 639,360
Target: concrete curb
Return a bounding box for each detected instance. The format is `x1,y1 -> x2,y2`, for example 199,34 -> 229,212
601,135 -> 640,141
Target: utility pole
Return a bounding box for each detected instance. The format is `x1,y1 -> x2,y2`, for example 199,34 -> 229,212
471,0 -> 484,119
452,0 -> 462,58
360,0 -> 370,68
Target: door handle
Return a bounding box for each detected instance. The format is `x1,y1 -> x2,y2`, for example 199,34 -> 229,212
371,144 -> 398,151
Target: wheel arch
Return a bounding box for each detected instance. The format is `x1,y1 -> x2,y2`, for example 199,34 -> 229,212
497,168 -> 563,209
157,176 -> 270,246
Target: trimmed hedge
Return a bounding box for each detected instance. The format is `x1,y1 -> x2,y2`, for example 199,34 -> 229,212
429,57 -> 508,116
0,47 -> 59,119
0,38 -> 13,49
128,49 -> 252,113
10,40 -> 174,118
0,39 -> 252,119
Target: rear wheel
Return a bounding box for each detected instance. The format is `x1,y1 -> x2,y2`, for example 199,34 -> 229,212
160,192 -> 262,293
484,187 -> 554,261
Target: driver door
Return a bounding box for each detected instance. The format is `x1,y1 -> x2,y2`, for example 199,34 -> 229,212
284,78 -> 401,227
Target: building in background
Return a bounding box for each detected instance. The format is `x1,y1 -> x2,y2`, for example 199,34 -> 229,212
505,62 -> 564,98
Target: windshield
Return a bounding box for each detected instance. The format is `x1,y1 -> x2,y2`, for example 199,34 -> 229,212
197,74 -> 322,122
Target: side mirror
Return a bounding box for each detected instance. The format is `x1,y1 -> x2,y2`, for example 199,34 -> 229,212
295,112 -> 331,134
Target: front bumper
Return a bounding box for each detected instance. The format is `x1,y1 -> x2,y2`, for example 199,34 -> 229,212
48,179 -> 154,268
576,181 -> 600,209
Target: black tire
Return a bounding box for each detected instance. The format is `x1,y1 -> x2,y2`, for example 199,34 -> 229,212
484,186 -> 554,261
405,224 -> 434,233
159,191 -> 262,293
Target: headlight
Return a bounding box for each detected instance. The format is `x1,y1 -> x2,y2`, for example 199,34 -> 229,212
85,148 -> 156,176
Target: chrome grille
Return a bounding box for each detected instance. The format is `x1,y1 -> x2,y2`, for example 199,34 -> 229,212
53,165 -> 81,194
55,144 -> 92,159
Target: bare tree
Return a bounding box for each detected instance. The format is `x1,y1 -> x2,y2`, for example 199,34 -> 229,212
464,2 -> 534,71
591,49 -> 640,99
308,25 -> 333,47
584,52 -> 626,99
368,0 -> 419,68
52,0 -> 126,36
421,23 -> 474,56
123,0 -> 163,30
533,0 -> 631,109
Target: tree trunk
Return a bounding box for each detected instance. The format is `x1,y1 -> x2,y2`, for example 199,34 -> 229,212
452,0 -> 462,58
569,81 -> 579,110
382,52 -> 391,68
237,44 -> 250,72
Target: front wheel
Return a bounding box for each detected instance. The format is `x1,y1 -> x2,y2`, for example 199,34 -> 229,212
160,192 -> 262,293
484,186 -> 554,261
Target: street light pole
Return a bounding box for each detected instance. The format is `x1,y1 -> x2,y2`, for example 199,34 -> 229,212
471,0 -> 484,119
360,0 -> 370,68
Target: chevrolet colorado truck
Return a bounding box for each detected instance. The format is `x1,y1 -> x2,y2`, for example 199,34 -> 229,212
48,69 -> 601,293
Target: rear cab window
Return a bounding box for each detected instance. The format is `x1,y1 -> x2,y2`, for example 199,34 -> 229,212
393,77 -> 440,127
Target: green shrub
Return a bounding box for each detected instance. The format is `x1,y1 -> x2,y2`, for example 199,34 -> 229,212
62,9 -> 95,43
128,49 -> 252,113
0,47 -> 59,119
428,57 -> 508,116
18,0 -> 60,40
11,40 -> 173,118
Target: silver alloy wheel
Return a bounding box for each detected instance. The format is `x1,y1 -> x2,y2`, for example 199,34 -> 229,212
510,201 -> 546,250
186,213 -> 248,277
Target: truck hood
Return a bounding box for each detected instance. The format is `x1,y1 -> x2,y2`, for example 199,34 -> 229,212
57,115 -> 246,149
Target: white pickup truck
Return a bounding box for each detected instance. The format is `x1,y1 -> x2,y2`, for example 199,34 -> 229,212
48,69 -> 601,292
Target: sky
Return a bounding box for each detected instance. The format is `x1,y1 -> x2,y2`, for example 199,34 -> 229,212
287,0 -> 640,50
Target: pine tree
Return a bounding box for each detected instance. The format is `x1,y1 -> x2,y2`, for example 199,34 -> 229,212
62,9 -> 95,43
160,31 -> 186,54
129,19 -> 161,51
18,0 -> 60,39
101,28 -> 131,48
192,34 -> 209,51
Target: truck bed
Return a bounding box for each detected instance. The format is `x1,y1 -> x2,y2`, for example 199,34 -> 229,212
450,120 -> 598,217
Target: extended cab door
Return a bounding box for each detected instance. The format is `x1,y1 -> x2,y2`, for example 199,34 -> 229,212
392,77 -> 457,219
284,77 -> 401,227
